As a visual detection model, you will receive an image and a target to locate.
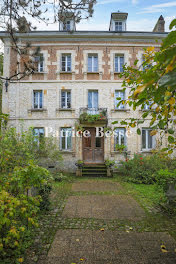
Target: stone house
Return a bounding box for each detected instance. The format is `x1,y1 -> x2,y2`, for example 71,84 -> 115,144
0,12 -> 167,172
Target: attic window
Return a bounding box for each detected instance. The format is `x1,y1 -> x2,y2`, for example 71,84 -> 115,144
63,20 -> 71,31
115,21 -> 123,31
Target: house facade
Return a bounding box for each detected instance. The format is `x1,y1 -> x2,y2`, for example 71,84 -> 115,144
1,12 -> 168,172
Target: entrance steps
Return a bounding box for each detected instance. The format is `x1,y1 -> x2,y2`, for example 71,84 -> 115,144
82,164 -> 107,177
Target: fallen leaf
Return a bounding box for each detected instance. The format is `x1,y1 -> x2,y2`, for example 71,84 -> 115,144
76,239 -> 79,242
80,258 -> 84,261
161,245 -> 168,253
100,228 -> 105,232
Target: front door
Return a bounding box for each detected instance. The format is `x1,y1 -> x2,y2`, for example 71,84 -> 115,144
83,127 -> 104,163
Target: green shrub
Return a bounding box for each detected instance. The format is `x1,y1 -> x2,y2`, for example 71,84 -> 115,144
118,154 -> 167,184
155,169 -> 176,192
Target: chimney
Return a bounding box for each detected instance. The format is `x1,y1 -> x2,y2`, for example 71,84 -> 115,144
153,15 -> 165,32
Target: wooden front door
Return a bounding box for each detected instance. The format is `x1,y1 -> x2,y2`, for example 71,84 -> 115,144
83,128 -> 104,163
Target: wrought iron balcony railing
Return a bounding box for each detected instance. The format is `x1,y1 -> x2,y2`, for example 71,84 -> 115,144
79,108 -> 108,123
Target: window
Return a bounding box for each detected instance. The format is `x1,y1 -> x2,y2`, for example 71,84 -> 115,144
33,128 -> 44,144
114,128 -> 126,150
115,21 -> 123,31
115,55 -> 124,72
34,54 -> 44,72
61,91 -> 71,109
61,54 -> 71,72
142,55 -> 151,70
142,129 -> 156,150
144,101 -> 153,110
88,91 -> 98,114
33,91 -> 43,109
60,128 -> 72,150
115,90 -> 125,109
63,20 -> 71,31
88,54 -> 98,72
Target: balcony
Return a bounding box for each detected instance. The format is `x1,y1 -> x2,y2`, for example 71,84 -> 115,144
79,108 -> 108,124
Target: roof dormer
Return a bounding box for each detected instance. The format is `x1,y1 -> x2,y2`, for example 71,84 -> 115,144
59,12 -> 76,32
109,12 -> 128,32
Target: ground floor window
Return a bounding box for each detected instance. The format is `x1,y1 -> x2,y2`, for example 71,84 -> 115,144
60,128 -> 72,150
142,128 -> 156,150
114,128 -> 126,150
33,128 -> 45,144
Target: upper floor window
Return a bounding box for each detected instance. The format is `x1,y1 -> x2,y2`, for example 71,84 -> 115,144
142,129 -> 156,151
33,90 -> 43,109
63,20 -> 71,31
115,21 -> 123,31
114,128 -> 126,150
115,55 -> 124,73
34,54 -> 44,72
61,90 -> 71,109
115,90 -> 125,109
61,54 -> 71,72
144,101 -> 153,110
60,128 -> 72,150
88,90 -> 98,114
88,54 -> 98,72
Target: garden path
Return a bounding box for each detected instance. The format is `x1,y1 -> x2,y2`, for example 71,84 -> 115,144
35,179 -> 176,264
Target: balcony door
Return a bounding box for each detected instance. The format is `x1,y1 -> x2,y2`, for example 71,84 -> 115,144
83,127 -> 104,164
88,91 -> 98,114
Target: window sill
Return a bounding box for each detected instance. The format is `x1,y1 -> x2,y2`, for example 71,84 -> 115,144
111,109 -> 130,112
60,150 -> 76,156
114,72 -> 123,74
140,149 -> 154,153
57,71 -> 75,74
28,108 -> 47,113
85,72 -> 102,74
56,108 -> 75,112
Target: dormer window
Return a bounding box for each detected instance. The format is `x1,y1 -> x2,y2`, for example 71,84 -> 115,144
115,21 -> 123,31
109,12 -> 128,32
63,20 -> 71,31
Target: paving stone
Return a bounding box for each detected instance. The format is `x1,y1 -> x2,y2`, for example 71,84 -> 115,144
62,195 -> 145,220
72,181 -> 124,192
43,230 -> 176,264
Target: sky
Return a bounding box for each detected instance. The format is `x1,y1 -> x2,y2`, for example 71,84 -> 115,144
76,0 -> 176,32
34,0 -> 176,32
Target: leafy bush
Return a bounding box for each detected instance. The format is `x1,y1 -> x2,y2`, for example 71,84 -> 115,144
0,126 -> 59,262
155,169 -> 176,192
118,154 -> 167,184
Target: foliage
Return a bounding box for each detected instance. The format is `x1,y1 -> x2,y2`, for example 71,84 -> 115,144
79,112 -> 107,123
0,126 -> 62,173
105,159 -> 115,167
117,19 -> 176,153
155,169 -> 176,192
75,160 -> 84,168
118,154 -> 167,184
115,144 -> 126,153
0,126 -> 62,262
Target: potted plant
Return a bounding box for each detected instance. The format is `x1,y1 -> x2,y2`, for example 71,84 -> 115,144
115,144 -> 126,153
105,159 -> 115,168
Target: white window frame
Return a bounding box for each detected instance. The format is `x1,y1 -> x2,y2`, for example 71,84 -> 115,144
88,54 -> 98,72
114,55 -> 124,73
33,90 -> 43,109
142,128 -> 156,151
34,54 -> 44,72
60,128 -> 72,151
88,90 -> 99,114
61,90 -> 71,109
115,21 -> 123,31
115,90 -> 125,110
114,128 -> 126,150
61,54 -> 72,72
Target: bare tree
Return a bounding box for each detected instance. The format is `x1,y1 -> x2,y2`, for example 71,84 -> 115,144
0,0 -> 97,80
